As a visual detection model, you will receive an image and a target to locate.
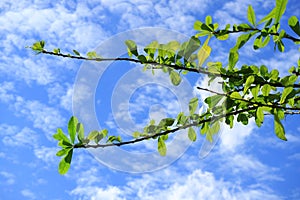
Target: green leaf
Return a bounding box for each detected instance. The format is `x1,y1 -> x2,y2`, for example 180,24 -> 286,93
56,148 -> 70,157
237,113 -> 249,125
137,55 -> 147,63
58,149 -> 73,175
53,48 -> 60,54
235,32 -> 257,50
244,75 -> 255,94
270,69 -> 279,80
53,128 -> 71,144
189,97 -> 198,115
159,118 -> 175,127
87,130 -> 99,140
258,8 -> 276,24
197,37 -> 211,67
31,40 -> 45,52
183,36 -> 201,59
225,115 -> 234,128
230,91 -> 242,99
228,49 -> 239,70
76,123 -> 84,143
255,107 -> 264,127
125,40 -> 138,57
261,84 -> 271,96
274,112 -> 287,141
280,86 -> 293,104
133,131 -> 140,138
73,50 -> 80,56
169,70 -> 181,86
205,15 -> 212,24
107,135 -> 122,143
206,121 -> 220,143
204,95 -> 223,108
68,116 -> 78,144
194,20 -> 203,31
288,16 -> 300,37
247,5 -> 256,26
251,84 -> 260,100
188,127 -> 197,142
275,0 -> 288,24
87,51 -> 98,58
158,137 -> 167,156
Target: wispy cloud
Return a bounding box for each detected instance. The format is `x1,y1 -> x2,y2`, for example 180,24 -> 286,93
0,171 -> 15,185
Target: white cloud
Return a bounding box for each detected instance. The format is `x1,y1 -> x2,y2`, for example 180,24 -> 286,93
21,189 -> 36,200
71,167 -> 282,200
0,171 -> 15,185
13,96 -> 65,139
0,82 -> 15,103
288,153 -> 300,160
220,121 -> 254,152
34,146 -> 58,164
0,125 -> 38,148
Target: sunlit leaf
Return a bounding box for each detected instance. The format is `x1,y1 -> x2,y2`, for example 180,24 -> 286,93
58,149 -> 73,175
258,8 -> 275,24
125,40 -> 138,57
188,127 -> 197,142
244,75 -> 255,94
255,107 -> 264,127
280,86 -> 293,104
76,123 -> 84,143
158,137 -> 167,156
275,0 -> 288,24
288,16 -> 300,37
68,116 -> 78,144
274,112 -> 287,141
247,5 -> 256,26
189,97 -> 198,114
197,37 -> 211,67
169,70 -> 181,86
228,49 -> 239,70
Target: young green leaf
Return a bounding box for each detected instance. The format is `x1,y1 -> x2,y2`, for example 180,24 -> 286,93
243,75 -> 255,94
56,148 -> 70,157
274,0 -> 288,24
58,149 -> 73,175
53,128 -> 71,144
288,16 -> 300,37
159,118 -> 175,127
261,84 -> 271,96
280,86 -> 293,104
183,36 -> 201,59
206,121 -> 220,143
247,5 -> 256,26
189,97 -> 198,114
76,123 -> 84,143
73,50 -> 80,56
188,127 -> 197,142
169,70 -> 181,86
251,84 -> 260,100
255,107 -> 264,127
258,8 -> 275,24
87,130 -> 99,140
228,49 -> 239,70
274,112 -> 287,141
197,37 -> 211,67
158,137 -> 167,156
204,95 -> 223,108
230,91 -> 242,99
125,40 -> 138,57
68,116 -> 78,144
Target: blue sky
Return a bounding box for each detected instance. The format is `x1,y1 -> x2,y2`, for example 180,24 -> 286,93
0,0 -> 300,199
